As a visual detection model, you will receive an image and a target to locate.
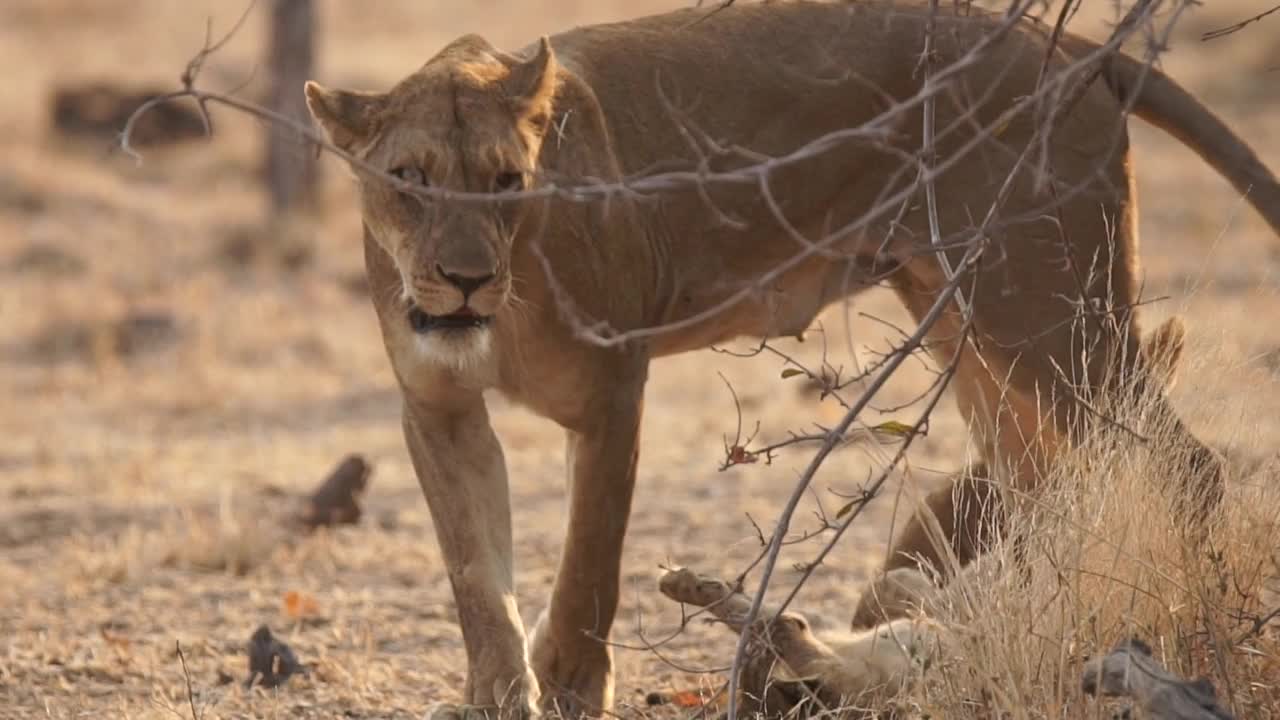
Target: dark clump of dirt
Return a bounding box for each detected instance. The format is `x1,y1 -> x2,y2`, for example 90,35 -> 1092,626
296,454 -> 372,531
337,271 -> 369,299
16,308 -> 182,365
49,81 -> 208,147
212,221 -> 316,273
7,242 -> 86,277
112,310 -> 181,356
0,171 -> 48,215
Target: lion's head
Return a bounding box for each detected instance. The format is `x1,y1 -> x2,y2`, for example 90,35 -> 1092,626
305,34 -> 559,366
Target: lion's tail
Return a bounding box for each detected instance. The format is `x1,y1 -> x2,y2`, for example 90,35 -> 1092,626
1085,43 -> 1280,237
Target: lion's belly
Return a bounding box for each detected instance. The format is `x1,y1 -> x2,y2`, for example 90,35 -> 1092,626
649,259 -> 878,357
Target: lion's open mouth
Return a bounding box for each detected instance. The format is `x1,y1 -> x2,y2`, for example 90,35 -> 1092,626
407,305 -> 493,334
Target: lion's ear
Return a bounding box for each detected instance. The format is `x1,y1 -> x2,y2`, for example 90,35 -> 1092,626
502,37 -> 559,132
304,81 -> 384,155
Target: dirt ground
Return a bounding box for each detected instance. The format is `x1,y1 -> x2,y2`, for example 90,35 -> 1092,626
2,1 -> 1278,718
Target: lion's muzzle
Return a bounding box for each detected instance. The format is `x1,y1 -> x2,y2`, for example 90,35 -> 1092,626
406,304 -> 494,335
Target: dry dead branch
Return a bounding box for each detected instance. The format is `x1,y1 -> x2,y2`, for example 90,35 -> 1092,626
1082,639 -> 1236,720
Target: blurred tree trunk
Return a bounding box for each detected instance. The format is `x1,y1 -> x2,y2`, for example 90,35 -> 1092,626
264,0 -> 318,217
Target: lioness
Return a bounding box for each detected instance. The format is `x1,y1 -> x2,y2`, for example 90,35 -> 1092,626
303,0 -> 1280,716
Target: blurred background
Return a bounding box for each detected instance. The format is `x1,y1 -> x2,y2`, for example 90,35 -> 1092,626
1,1 -> 1277,717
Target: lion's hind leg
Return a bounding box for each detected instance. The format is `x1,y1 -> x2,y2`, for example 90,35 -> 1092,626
657,567 -> 938,716
1130,316 -> 1225,526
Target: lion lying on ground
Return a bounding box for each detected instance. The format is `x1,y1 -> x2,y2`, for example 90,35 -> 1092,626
654,317 -> 1190,715
658,565 -> 943,714
303,0 -> 1280,716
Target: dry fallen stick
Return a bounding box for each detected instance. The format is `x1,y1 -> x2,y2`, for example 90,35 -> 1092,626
1082,639 -> 1235,720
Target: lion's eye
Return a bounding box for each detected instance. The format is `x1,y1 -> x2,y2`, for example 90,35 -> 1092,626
493,171 -> 525,193
389,166 -> 427,187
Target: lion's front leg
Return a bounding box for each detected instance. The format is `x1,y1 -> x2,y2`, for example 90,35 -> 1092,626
530,372 -> 646,718
404,399 -> 539,720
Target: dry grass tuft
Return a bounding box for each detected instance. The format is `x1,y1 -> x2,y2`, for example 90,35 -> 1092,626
72,493 -> 285,582
905,349 -> 1280,718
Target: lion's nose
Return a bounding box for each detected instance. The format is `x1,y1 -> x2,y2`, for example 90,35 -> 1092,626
436,264 -> 495,300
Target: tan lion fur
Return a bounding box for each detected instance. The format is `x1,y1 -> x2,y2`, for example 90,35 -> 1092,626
304,1 -> 1280,716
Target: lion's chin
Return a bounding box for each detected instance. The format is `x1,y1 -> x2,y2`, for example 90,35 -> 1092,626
411,326 -> 493,373
401,302 -> 498,372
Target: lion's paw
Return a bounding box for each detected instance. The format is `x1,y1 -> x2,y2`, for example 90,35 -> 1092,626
850,567 -> 939,629
426,702 -> 536,720
528,608 -> 614,718
658,567 -> 739,606
426,665 -> 540,720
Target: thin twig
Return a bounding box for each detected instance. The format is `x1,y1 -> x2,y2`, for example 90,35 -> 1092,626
1201,4 -> 1280,40
919,0 -> 972,323
175,640 -> 200,720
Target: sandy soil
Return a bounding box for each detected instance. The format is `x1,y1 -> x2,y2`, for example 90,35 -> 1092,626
1,1 -> 1278,717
